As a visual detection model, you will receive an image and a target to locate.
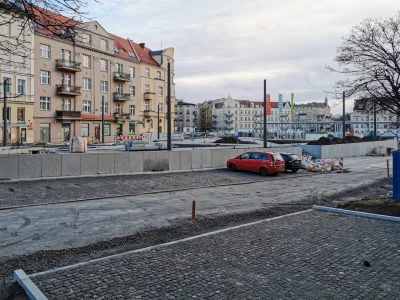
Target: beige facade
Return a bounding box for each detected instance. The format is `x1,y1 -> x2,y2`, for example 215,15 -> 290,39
33,19 -> 175,144
0,11 -> 35,144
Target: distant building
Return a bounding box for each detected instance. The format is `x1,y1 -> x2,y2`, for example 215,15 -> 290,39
294,97 -> 330,132
174,100 -> 196,133
198,101 -> 213,131
350,99 -> 397,135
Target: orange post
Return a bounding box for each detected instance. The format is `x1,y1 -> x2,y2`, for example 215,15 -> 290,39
387,159 -> 390,182
192,200 -> 196,220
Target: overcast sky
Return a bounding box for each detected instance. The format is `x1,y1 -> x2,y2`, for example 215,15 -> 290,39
87,0 -> 400,114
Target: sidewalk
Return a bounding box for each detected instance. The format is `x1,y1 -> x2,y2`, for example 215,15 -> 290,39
29,210 -> 400,299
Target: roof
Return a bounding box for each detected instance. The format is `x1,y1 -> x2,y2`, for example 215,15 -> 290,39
215,103 -> 224,109
110,34 -> 139,62
129,41 -> 159,66
295,102 -> 325,108
177,101 -> 195,106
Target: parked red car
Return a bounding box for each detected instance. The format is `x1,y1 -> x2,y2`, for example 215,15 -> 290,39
226,152 -> 285,176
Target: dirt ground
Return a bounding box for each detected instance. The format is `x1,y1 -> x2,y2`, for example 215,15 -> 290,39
342,195 -> 400,217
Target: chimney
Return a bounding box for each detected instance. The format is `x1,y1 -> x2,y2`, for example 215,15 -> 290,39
139,43 -> 145,49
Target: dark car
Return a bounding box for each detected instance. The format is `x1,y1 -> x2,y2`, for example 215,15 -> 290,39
279,153 -> 302,172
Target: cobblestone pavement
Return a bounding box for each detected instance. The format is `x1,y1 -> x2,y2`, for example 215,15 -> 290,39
31,211 -> 400,300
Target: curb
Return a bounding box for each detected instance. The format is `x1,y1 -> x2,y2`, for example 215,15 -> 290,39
312,205 -> 400,222
13,269 -> 48,300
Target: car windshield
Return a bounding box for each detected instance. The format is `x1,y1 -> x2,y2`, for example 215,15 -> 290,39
272,154 -> 283,161
289,155 -> 300,160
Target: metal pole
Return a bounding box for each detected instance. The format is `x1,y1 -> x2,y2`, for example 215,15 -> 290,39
167,62 -> 172,150
263,79 -> 267,148
157,104 -> 160,140
101,95 -> 105,143
3,79 -> 7,147
342,91 -> 346,139
374,102 -> 377,137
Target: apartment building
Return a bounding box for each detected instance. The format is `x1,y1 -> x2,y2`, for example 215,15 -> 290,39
0,7 -> 35,144
33,10 -> 175,143
294,98 -> 331,132
174,100 -> 196,133
198,101 -> 213,131
351,99 -> 397,135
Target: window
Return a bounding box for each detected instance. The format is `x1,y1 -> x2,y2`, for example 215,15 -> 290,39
62,49 -> 71,61
3,77 -> 11,93
145,84 -> 150,93
40,97 -> 51,111
81,123 -> 89,137
101,102 -> 108,114
5,107 -> 11,121
62,74 -> 71,86
82,78 -> 91,90
156,71 -> 161,79
104,123 -> 110,136
145,68 -> 150,77
4,23 -> 11,36
150,119 -> 153,128
40,71 -> 50,84
240,153 -> 250,159
82,33 -> 91,45
20,56 -> 26,68
250,153 -> 261,160
83,55 -> 91,68
116,63 -> 122,73
158,86 -> 163,97
17,108 -> 24,122
100,59 -> 108,72
61,99 -> 71,111
129,86 -> 135,96
83,100 -> 91,113
100,81 -> 108,93
40,44 -> 50,59
100,39 -> 108,50
129,105 -> 135,115
129,67 -> 135,78
145,102 -> 150,111
17,79 -> 25,94
116,83 -> 123,93
159,103 -> 163,112
116,104 -> 122,114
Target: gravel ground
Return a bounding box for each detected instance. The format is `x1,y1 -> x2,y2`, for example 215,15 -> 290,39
0,177 -> 391,296
0,170 -> 310,209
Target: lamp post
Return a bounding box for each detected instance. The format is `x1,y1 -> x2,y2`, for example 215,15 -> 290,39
157,103 -> 160,140
3,78 -> 9,147
101,95 -> 105,143
167,62 -> 172,150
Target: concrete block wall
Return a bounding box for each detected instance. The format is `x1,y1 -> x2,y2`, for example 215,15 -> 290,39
0,146 -> 303,180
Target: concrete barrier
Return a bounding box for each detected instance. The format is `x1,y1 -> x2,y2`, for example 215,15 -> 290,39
302,140 -> 396,158
0,146 -> 303,180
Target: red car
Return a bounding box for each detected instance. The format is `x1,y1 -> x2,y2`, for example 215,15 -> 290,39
226,152 -> 286,176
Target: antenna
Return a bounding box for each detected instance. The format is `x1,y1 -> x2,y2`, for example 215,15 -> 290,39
161,41 -> 162,49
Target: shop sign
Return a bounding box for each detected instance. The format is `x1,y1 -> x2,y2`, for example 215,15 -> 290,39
117,120 -> 124,125
129,121 -> 136,125
104,121 -> 111,125
0,123 -> 29,128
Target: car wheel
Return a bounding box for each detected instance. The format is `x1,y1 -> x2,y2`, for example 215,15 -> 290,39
259,167 -> 269,176
292,168 -> 299,173
229,163 -> 237,171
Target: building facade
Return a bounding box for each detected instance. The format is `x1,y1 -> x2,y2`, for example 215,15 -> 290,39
294,98 -> 331,132
174,100 -> 196,133
198,101 -> 213,131
0,7 -> 35,144
32,11 -> 175,144
350,99 -> 397,135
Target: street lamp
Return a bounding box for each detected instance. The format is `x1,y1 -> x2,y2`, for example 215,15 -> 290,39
157,103 -> 160,140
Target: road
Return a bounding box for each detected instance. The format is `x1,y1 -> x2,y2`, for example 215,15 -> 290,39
0,156 -> 392,260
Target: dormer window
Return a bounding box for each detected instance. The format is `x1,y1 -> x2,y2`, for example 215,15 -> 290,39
114,47 -> 119,52
82,33 -> 92,45
100,39 -> 108,50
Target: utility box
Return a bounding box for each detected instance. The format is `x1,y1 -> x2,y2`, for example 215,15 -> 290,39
393,151 -> 400,200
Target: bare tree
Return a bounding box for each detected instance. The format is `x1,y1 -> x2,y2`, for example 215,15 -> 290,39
0,0 -> 97,65
327,12 -> 400,115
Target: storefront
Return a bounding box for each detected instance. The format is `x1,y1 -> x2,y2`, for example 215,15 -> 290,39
0,123 -> 33,144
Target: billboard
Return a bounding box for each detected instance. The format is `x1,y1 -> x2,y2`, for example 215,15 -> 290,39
266,94 -> 271,116
291,93 -> 295,115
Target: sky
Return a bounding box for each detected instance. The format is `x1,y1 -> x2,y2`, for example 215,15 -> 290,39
86,0 -> 400,114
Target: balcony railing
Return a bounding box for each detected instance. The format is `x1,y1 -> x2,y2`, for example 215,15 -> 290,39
225,113 -> 233,117
144,92 -> 156,101
225,119 -> 233,124
212,114 -> 217,118
113,72 -> 131,82
56,85 -> 81,96
113,92 -> 131,101
55,59 -> 81,72
226,126 -> 234,130
55,110 -> 82,120
144,110 -> 154,118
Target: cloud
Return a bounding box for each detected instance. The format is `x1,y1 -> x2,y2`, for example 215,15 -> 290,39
88,0 -> 400,114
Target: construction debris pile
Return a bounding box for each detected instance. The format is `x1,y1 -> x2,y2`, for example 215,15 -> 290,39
302,156 -> 338,172
307,136 -> 380,145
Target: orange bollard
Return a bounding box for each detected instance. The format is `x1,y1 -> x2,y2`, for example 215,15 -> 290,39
192,200 -> 196,220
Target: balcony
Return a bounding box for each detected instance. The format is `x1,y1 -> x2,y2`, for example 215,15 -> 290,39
55,59 -> 81,72
144,92 -> 156,101
212,114 -> 217,118
212,120 -> 217,124
114,112 -> 131,120
143,110 -> 154,118
254,113 -> 263,117
113,92 -> 131,101
225,119 -> 233,124
55,110 -> 82,120
226,126 -> 234,130
56,85 -> 81,96
113,72 -> 131,82
225,113 -> 233,117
